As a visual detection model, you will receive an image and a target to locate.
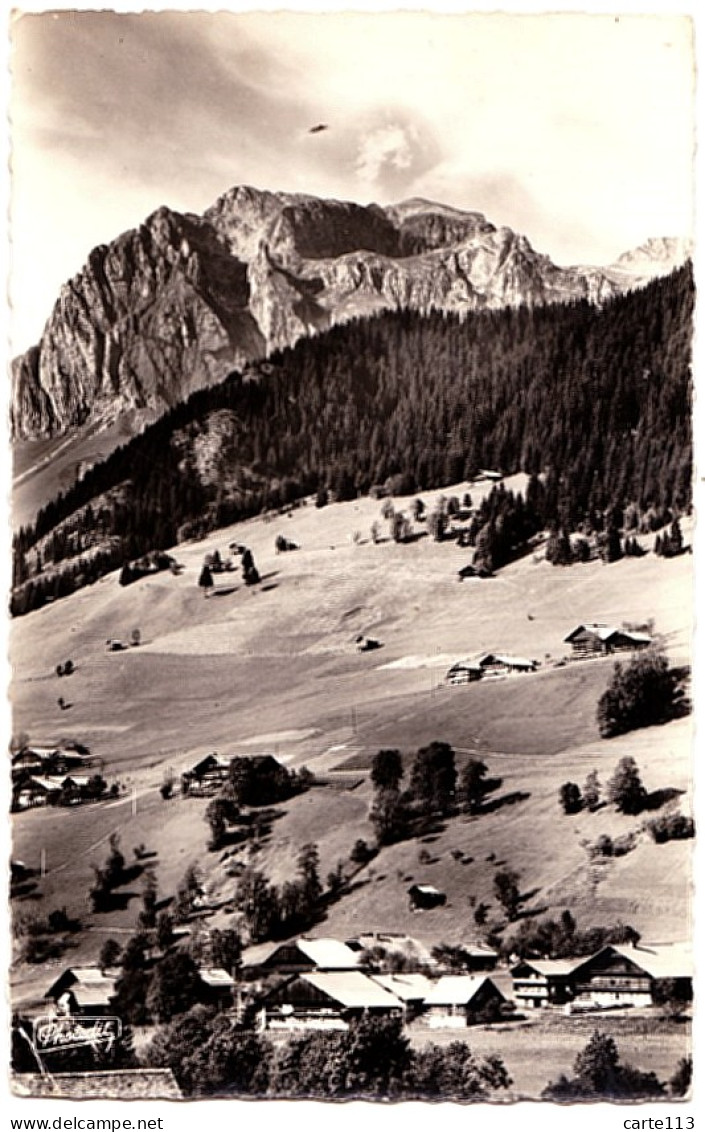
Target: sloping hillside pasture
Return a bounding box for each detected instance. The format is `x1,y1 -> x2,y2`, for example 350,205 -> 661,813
9,483 -> 693,1011
408,1016 -> 690,1100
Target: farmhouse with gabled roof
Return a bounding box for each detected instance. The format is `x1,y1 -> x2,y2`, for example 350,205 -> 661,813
564,623 -> 652,656
257,970 -> 403,1030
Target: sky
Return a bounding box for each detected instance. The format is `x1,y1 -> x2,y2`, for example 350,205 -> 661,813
6,5 -> 696,355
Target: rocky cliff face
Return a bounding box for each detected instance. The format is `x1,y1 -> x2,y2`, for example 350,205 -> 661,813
10,187 -> 691,441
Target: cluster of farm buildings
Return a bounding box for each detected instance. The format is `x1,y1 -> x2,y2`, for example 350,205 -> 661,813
10,744 -> 102,811
445,622 -> 652,685
38,934 -> 691,1035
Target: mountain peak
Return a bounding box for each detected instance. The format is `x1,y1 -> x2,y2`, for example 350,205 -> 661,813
11,185 -> 682,447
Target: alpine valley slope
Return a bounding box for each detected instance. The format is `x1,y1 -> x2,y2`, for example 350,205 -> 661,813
11,186 -> 691,446
10,481 -> 693,1014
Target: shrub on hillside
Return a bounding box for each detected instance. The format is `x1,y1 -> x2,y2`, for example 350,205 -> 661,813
647,812 -> 695,843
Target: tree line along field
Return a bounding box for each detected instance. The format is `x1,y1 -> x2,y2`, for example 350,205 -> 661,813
9,482 -> 693,1020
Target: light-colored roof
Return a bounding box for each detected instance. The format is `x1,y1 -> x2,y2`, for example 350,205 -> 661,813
68,966 -> 117,984
564,623 -> 652,644
21,776 -> 64,792
511,958 -> 578,977
302,971 -> 403,1009
12,750 -> 45,764
13,1070 -> 182,1100
458,943 -> 498,958
411,884 -> 444,896
199,966 -> 236,988
371,974 -> 435,1001
600,943 -> 693,979
297,938 -> 361,969
46,966 -> 118,999
423,975 -> 497,1006
71,983 -> 116,1007
460,652 -> 534,668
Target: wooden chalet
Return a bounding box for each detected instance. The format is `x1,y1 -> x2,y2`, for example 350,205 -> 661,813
257,970 -> 403,1031
12,745 -> 93,781
446,652 -> 537,683
198,966 -> 237,1008
564,623 -> 652,657
445,660 -> 483,685
475,652 -> 538,676
13,773 -> 95,810
510,958 -> 578,1008
408,884 -> 447,911
13,775 -> 64,809
181,752 -> 231,794
453,943 -> 499,971
45,967 -> 118,1016
370,973 -> 434,1019
254,937 -> 361,976
11,748 -> 47,778
570,944 -> 693,1009
421,975 -> 506,1028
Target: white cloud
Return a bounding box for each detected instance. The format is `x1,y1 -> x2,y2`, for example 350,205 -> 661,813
355,124 -> 417,189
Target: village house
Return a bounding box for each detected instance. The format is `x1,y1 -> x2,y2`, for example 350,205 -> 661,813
510,958 -> 579,1009
13,773 -> 100,810
445,652 -> 537,684
563,623 -> 652,657
12,745 -> 93,781
370,973 -> 435,1020
11,748 -> 47,778
474,652 -> 538,676
570,943 -> 693,1009
452,943 -> 499,972
13,775 -> 64,809
181,753 -> 231,795
445,659 -> 483,685
44,966 -> 119,1017
256,970 -> 403,1031
253,937 -> 361,977
421,975 -> 507,1028
197,967 -> 237,1009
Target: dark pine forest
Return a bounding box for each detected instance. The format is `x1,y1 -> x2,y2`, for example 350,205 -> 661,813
11,263 -> 693,615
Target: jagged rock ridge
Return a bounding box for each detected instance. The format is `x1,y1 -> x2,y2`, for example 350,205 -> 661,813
11,187 -> 692,441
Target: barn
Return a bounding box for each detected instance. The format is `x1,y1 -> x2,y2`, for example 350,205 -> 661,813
421,975 -> 507,1028
255,937 -> 360,976
564,624 -> 652,657
256,970 -> 403,1030
408,884 -> 447,911
45,966 -> 118,1017
370,973 -> 435,1020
